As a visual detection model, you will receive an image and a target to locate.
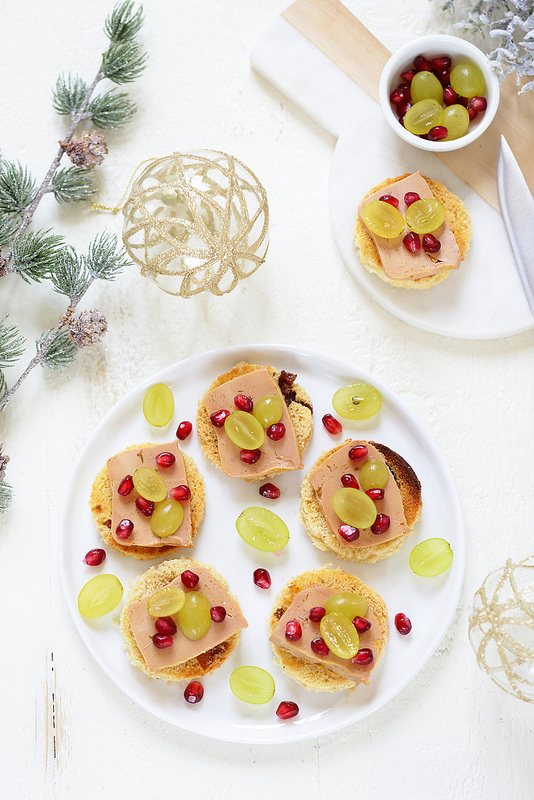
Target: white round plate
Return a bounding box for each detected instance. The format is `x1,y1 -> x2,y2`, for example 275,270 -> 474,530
59,344 -> 464,744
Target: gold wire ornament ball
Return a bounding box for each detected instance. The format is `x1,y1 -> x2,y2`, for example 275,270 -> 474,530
121,150 -> 270,298
469,555 -> 534,703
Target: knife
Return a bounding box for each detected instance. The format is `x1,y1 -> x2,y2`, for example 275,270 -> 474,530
497,135 -> 534,315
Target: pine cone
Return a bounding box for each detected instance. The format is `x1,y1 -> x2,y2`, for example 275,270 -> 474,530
68,309 -> 108,347
60,131 -> 108,169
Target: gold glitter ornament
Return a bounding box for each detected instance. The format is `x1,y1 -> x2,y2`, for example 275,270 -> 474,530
121,150 -> 269,298
469,555 -> 534,703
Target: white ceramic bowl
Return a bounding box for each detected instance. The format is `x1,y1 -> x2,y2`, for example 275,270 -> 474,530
379,34 -> 500,152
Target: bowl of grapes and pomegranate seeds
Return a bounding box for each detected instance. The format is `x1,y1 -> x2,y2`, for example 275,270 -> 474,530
379,34 -> 500,152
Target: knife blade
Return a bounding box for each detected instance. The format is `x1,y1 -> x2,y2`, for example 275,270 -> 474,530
497,135 -> 534,316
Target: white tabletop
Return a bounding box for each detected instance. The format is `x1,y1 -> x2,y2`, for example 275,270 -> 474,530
2,1 -> 533,798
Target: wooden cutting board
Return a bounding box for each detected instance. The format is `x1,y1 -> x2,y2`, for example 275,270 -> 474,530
262,0 -> 534,211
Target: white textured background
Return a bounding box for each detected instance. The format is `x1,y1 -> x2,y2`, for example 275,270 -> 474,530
1,1 -> 533,798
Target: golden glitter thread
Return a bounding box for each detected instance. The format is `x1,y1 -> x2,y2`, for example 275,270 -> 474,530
469,555 -> 534,702
121,150 -> 269,298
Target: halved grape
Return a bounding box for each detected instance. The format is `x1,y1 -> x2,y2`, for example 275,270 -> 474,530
404,99 -> 444,135
150,498 -> 184,537
176,591 -> 212,640
409,538 -> 453,577
410,70 -> 444,104
147,584 -> 185,617
78,574 -> 123,618
252,394 -> 284,428
332,487 -> 377,529
332,383 -> 381,420
324,592 -> 368,619
143,383 -> 174,427
405,198 -> 446,235
320,612 -> 360,659
442,104 -> 470,140
362,200 -> 405,239
235,506 -> 290,551
229,666 -> 275,704
359,459 -> 389,491
224,410 -> 265,449
132,467 -> 167,502
450,63 -> 485,98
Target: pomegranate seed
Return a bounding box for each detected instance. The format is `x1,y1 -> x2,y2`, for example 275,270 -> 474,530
400,68 -> 416,84
422,234 -> 441,253
155,451 -> 176,468
427,125 -> 448,141
116,519 -> 133,539
210,409 -> 230,427
395,101 -> 411,119
151,633 -> 173,649
322,414 -> 342,435
155,616 -> 177,635
395,612 -> 412,635
118,475 -> 134,496
404,191 -> 420,207
436,68 -> 451,86
341,473 -> 359,489
353,616 -> 371,634
135,497 -> 154,517
403,231 -> 421,253
390,86 -> 408,106
310,637 -> 329,657
210,606 -> 226,623
170,484 -> 191,502
234,393 -> 253,412
379,194 -> 399,208
181,570 -> 199,588
285,620 -> 303,641
339,524 -> 360,542
253,568 -> 271,589
366,487 -> 385,502
414,54 -> 432,72
467,96 -> 487,119
267,422 -> 285,440
259,482 -> 280,500
371,513 -> 390,535
431,55 -> 451,72
240,448 -> 261,464
442,85 -> 458,105
309,606 -> 326,623
276,700 -> 299,720
176,420 -> 193,440
184,680 -> 204,704
83,548 -> 106,566
349,444 -> 368,462
352,648 -> 374,666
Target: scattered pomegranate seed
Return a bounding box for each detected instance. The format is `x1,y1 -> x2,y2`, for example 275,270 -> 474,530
322,414 -> 342,435
431,55 -> 451,72
414,54 -> 433,72
310,637 -> 329,657
371,514 -> 390,535
379,194 -> 399,208
176,420 -> 193,440
234,393 -> 253,412
118,475 -> 134,496
259,482 -> 280,500
422,233 -> 441,253
366,487 -> 385,502
276,701 -> 299,720
341,473 -> 359,489
395,612 -> 412,635
170,484 -> 191,502
349,444 -> 368,462
403,231 -> 421,254
155,451 -> 176,468
309,606 -> 326,623
184,680 -> 204,704
404,191 -> 420,207
352,648 -> 374,665
253,568 -> 271,589
400,68 -> 416,84
240,448 -> 261,464
210,409 -> 230,427
116,519 -> 134,539
155,616 -> 177,635
267,422 -> 285,440
353,616 -> 371,634
83,548 -> 106,566
339,524 -> 360,542
210,606 -> 226,623
151,633 -> 173,649
181,570 -> 199,588
285,620 -> 303,641
135,497 -> 155,517
427,125 -> 448,141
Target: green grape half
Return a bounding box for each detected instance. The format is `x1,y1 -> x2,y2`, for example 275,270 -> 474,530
252,394 -> 284,427
404,99 -> 444,136
405,198 -> 446,235
332,383 -> 381,420
320,612 -> 360,659
150,498 -> 184,537
442,104 -> 470,140
236,507 -> 290,551
362,201 -> 405,239
147,584 -> 185,617
332,487 -> 377,529
143,383 -> 174,427
409,538 -> 453,577
410,70 -> 444,104
359,459 -> 389,491
450,63 -> 485,98
230,666 -> 275,704
176,591 -> 212,640
324,592 -> 368,619
78,574 -> 123,618
224,410 -> 265,449
133,467 -> 167,503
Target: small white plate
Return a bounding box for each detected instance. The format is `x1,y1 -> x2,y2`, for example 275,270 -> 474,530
59,344 -> 464,744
